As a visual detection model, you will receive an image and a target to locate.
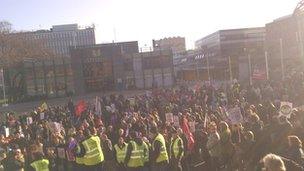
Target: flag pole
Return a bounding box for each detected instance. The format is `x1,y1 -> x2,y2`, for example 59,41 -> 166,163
228,56 -> 233,83
248,53 -> 252,85
265,51 -> 269,80
207,54 -> 210,81
1,69 -> 7,106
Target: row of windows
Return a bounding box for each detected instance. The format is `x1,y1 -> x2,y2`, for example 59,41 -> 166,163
29,30 -> 93,40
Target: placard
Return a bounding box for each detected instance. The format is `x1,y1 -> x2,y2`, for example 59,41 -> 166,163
48,122 -> 62,133
279,102 -> 293,118
26,117 -> 33,125
165,113 -> 174,123
4,127 -> 9,137
40,113 -> 45,120
226,107 -> 243,124
173,116 -> 180,127
189,122 -> 196,133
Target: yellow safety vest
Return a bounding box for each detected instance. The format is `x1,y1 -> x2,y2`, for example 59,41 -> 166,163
152,133 -> 169,163
30,159 -> 49,171
82,136 -> 104,166
114,143 -> 127,164
142,142 -> 149,163
127,141 -> 147,168
170,137 -> 184,159
75,145 -> 85,165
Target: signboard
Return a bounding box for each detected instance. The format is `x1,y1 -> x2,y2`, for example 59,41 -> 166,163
189,122 -> 196,133
165,113 -> 174,123
226,107 -> 243,124
279,102 -> 293,118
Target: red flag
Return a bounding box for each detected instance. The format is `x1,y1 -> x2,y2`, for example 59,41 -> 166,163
75,100 -> 86,117
181,117 -> 195,151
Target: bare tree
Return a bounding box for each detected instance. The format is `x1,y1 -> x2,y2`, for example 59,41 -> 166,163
0,21 -> 54,68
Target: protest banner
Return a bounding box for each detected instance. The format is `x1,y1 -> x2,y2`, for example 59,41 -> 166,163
279,101 -> 293,118
26,117 -> 33,125
226,107 -> 243,124
165,113 -> 174,123
57,148 -> 66,159
173,116 -> 180,127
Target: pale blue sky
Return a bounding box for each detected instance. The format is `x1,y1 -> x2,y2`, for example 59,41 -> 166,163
0,0 -> 300,49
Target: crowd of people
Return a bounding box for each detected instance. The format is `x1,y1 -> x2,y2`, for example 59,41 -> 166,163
1,74 -> 304,171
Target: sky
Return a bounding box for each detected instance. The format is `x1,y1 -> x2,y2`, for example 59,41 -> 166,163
0,0 -> 300,49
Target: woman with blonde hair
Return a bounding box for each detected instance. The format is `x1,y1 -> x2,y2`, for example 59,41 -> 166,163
219,121 -> 234,171
286,135 -> 304,165
207,122 -> 221,171
262,153 -> 286,171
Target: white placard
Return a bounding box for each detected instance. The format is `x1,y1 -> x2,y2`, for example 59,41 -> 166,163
227,107 -> 243,124
280,102 -> 293,118
189,122 -> 196,133
4,127 -> 9,137
173,116 -> 180,127
27,117 -> 33,125
165,113 -> 174,123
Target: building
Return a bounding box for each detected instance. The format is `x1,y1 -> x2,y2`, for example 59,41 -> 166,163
153,37 -> 186,54
23,58 -> 74,98
14,24 -> 95,57
265,14 -> 304,80
123,50 -> 174,89
195,27 -> 265,82
70,41 -> 173,94
71,44 -> 121,95
100,41 -> 139,54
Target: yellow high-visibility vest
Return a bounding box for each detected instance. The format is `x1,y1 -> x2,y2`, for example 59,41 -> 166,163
127,141 -> 145,168
114,143 -> 127,164
30,159 -> 49,171
82,136 -> 104,166
152,133 -> 169,163
170,137 -> 184,159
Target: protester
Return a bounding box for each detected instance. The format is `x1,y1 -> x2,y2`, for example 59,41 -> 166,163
261,153 -> 286,171
1,77 -> 304,171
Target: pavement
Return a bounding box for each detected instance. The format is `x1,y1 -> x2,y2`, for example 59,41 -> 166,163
0,89 -> 146,114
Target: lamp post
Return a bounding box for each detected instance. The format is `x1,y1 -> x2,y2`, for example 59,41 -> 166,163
0,68 -> 7,107
280,38 -> 285,80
